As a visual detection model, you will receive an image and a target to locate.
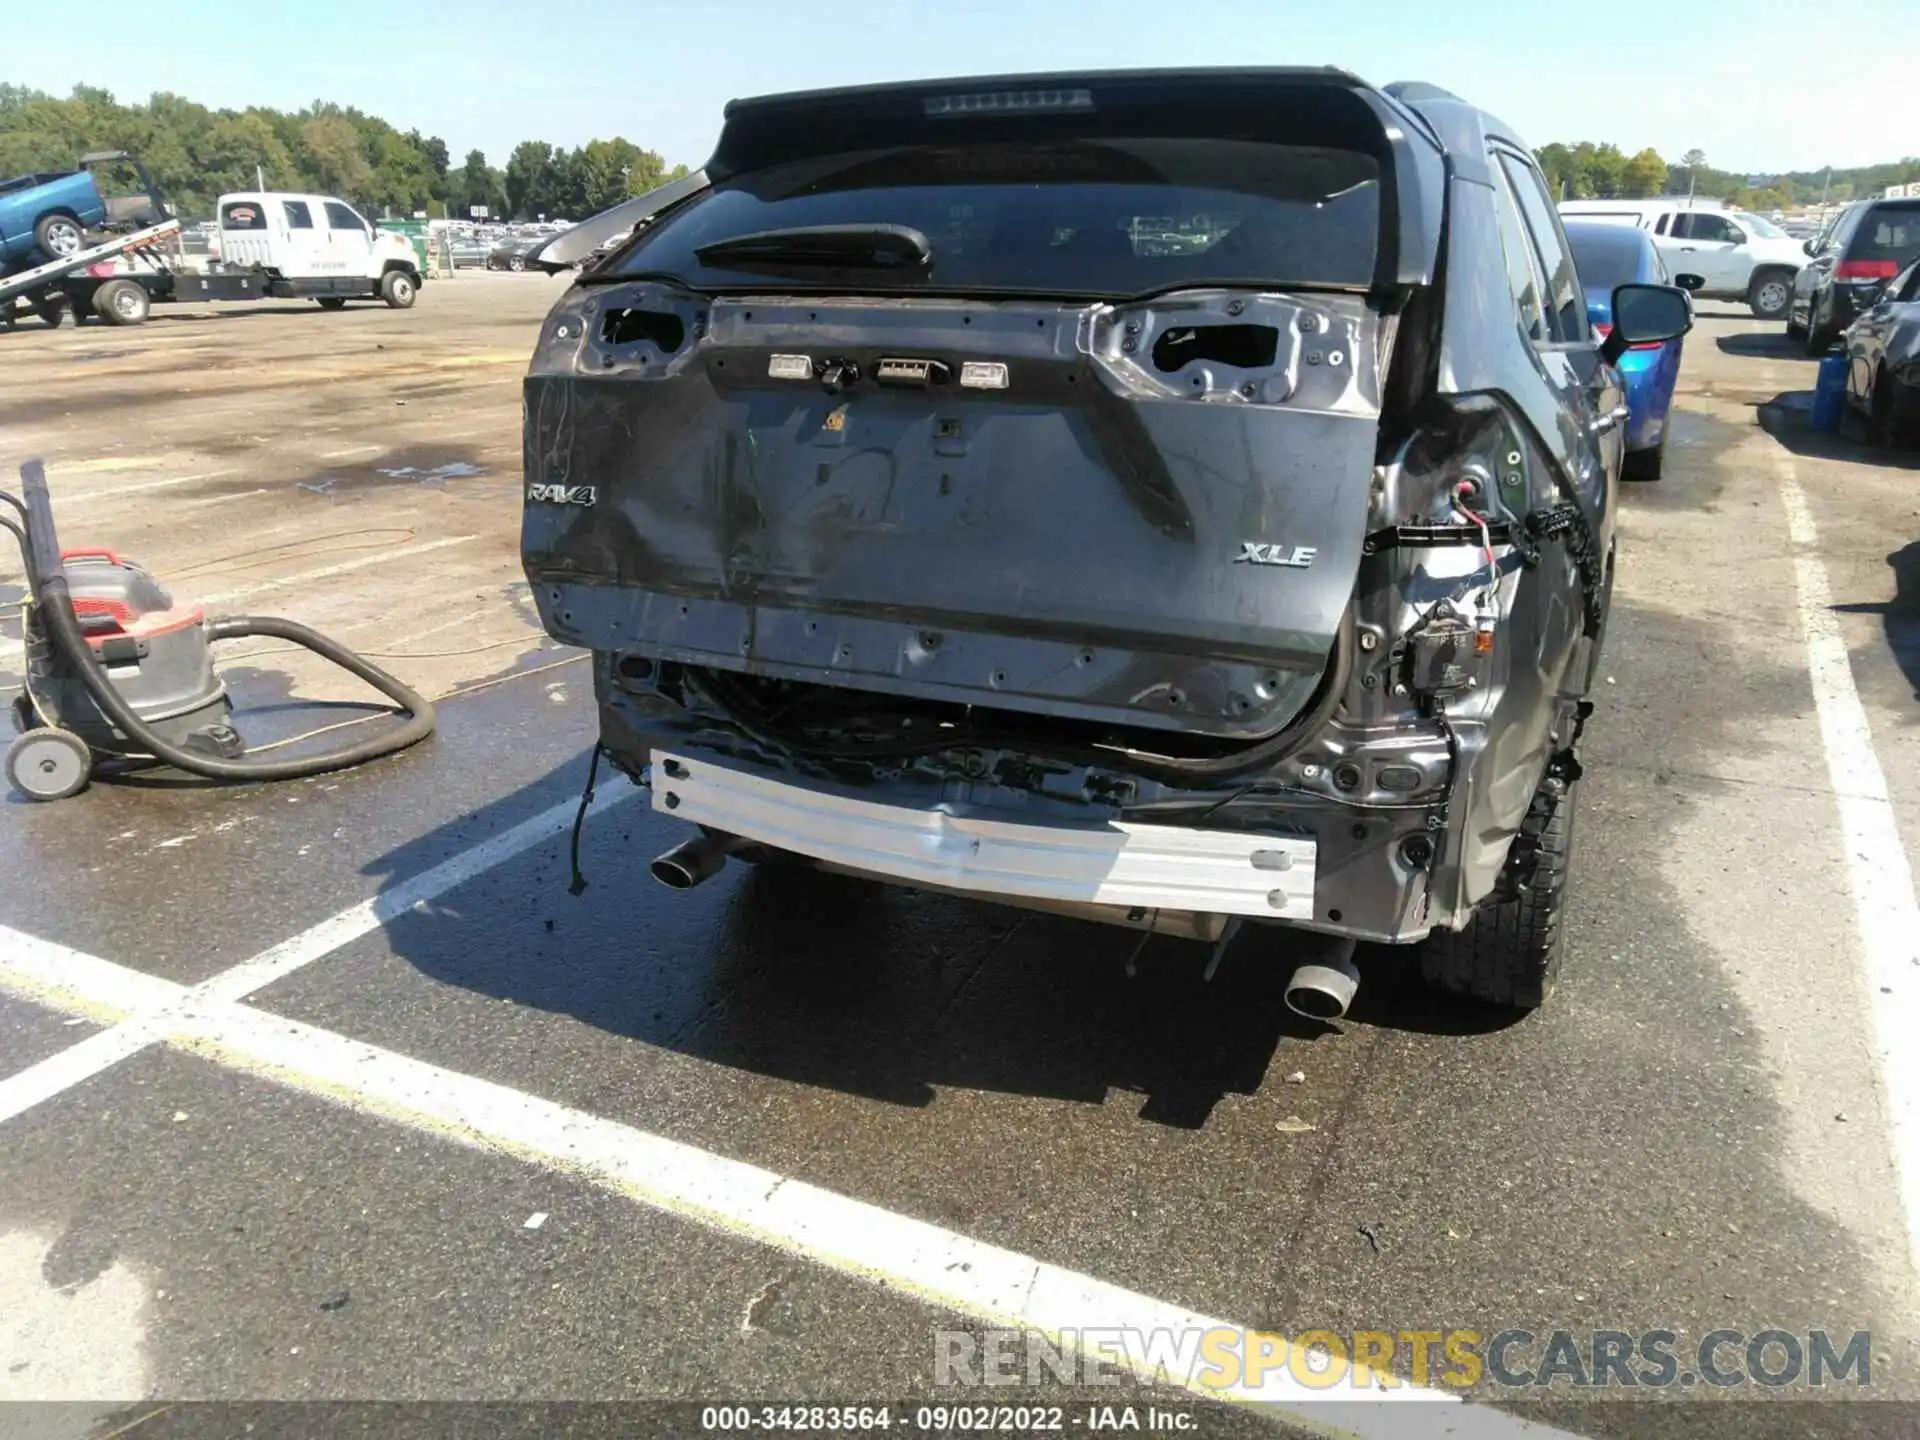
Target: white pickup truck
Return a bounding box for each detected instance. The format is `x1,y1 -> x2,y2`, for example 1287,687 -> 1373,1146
213,191 -> 421,308
1558,198 -> 1806,319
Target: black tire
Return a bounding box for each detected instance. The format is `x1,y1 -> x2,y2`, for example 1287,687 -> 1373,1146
92,278 -> 150,326
1871,370 -> 1920,447
1622,436 -> 1665,481
380,270 -> 418,309
1419,776 -> 1578,1011
33,212 -> 84,259
1804,297 -> 1835,356
509,255 -> 526,272
1747,268 -> 1794,320
317,296 -> 348,311
6,726 -> 92,802
33,296 -> 68,328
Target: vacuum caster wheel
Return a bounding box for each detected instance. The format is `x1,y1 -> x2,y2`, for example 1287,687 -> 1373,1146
6,727 -> 93,801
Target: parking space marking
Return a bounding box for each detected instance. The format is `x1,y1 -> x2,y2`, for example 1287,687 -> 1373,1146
1777,455 -> 1920,1284
49,469 -> 238,504
0,779 -> 638,1119
1,535 -> 480,669
195,535 -> 479,608
0,934 -> 1566,1432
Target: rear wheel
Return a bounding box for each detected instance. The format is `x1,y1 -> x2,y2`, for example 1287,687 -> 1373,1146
380,270 -> 417,309
33,296 -> 68,328
1748,269 -> 1793,320
317,296 -> 348,311
33,213 -> 83,258
1804,299 -> 1836,355
92,278 -> 150,326
1419,773 -> 1578,1011
1872,368 -> 1920,447
509,255 -> 526,272
1622,435 -> 1665,481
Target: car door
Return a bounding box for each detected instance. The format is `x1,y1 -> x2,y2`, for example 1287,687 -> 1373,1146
320,199 -> 374,277
1669,211 -> 1744,292
278,199 -> 324,275
1492,148 -> 1622,501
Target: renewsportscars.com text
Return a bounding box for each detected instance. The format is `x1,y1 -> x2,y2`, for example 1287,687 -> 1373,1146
934,1327 -> 1873,1393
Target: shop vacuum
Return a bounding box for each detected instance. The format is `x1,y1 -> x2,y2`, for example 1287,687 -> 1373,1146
3,459 -> 435,801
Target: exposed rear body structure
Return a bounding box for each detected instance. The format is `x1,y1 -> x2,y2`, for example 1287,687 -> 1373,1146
521,69 -> 1692,1012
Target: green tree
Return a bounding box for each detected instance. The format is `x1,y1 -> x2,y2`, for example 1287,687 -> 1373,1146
450,147 -> 503,217
1536,142 -> 1576,200
300,113 -> 373,198
1620,147 -> 1667,198
505,140 -> 557,219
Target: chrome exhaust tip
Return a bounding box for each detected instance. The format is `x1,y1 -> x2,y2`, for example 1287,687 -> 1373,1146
650,833 -> 738,890
1283,938 -> 1361,1021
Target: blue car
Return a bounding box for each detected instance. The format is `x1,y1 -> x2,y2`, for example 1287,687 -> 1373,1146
1562,219 -> 1686,480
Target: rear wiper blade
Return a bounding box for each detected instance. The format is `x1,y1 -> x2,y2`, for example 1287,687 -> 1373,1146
693,224 -> 932,272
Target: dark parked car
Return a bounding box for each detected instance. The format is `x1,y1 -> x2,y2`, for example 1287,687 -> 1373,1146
1789,196 -> 1920,353
1845,256 -> 1920,443
1563,219 -> 1687,479
488,235 -> 540,271
520,69 -> 1690,1015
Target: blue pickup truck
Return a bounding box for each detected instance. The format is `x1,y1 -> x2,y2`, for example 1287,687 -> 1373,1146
0,169 -> 108,264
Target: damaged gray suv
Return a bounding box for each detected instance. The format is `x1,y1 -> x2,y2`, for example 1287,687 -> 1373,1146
520,69 -> 1692,1016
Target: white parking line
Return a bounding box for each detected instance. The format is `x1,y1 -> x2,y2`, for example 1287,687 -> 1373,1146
0,934 -> 1562,1431
48,469 -> 237,503
1776,459 -> 1920,1284
0,781 -> 637,1124
0,536 -> 479,669
195,535 -> 478,608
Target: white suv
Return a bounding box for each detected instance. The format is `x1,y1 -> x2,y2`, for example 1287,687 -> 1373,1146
1558,198 -> 1806,318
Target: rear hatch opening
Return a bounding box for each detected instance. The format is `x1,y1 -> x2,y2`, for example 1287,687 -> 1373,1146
523,69 -> 1445,752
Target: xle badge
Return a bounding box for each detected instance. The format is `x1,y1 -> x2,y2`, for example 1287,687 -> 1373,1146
1235,541 -> 1317,568
527,483 -> 597,507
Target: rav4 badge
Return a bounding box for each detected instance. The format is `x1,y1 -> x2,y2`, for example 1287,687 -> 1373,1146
527,483 -> 597,507
1235,541 -> 1317,568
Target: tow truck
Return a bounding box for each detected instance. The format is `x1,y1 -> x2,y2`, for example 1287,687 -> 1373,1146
3,189 -> 423,330
0,218 -> 186,327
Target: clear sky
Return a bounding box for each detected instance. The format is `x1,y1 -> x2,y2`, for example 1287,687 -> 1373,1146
7,0 -> 1915,175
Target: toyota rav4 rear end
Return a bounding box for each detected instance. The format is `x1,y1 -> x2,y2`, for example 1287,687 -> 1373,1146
522,69 -> 1634,1015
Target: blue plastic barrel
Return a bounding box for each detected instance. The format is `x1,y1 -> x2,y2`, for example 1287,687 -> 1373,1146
1811,353 -> 1849,433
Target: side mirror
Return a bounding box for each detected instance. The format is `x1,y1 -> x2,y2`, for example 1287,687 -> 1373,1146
1600,283 -> 1693,364
1803,239 -> 1817,256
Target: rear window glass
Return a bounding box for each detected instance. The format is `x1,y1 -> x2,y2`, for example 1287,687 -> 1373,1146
606,139 -> 1381,295
1851,204 -> 1920,263
221,201 -> 267,230
1564,225 -> 1648,292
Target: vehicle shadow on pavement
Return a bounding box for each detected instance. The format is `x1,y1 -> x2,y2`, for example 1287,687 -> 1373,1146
1714,332 -> 1811,361
1756,391 -> 1920,471
1833,540 -> 1920,704
350,741 -> 1525,1129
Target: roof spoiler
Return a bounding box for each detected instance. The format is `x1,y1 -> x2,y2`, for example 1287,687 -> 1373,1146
705,67 -> 1447,290
527,169 -> 711,273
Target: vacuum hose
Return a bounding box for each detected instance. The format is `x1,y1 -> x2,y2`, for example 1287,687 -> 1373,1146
14,459 -> 435,783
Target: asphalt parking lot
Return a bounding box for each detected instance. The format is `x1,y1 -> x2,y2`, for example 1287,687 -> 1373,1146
3,278 -> 1919,1439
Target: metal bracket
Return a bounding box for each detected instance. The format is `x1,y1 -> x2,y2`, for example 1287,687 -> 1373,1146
1203,915 -> 1245,983
1362,521 -> 1516,556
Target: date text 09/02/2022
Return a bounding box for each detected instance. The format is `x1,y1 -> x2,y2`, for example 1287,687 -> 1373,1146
700,1405 -> 1195,1431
